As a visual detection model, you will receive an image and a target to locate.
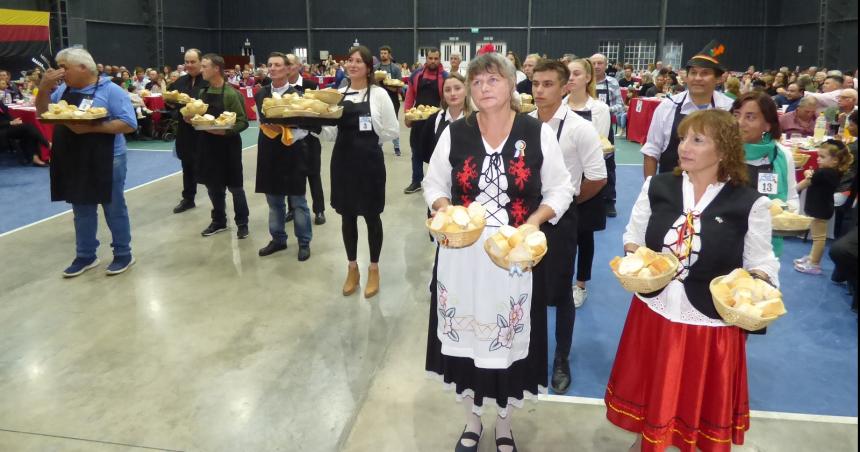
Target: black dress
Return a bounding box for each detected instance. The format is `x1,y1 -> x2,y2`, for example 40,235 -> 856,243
330,85 -> 386,216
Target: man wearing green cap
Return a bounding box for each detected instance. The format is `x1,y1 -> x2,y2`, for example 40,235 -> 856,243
642,40 -> 734,177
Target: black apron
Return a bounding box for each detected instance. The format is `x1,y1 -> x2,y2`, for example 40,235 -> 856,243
595,79 -> 615,145
377,63 -> 401,114
173,74 -> 207,160
745,143 -> 778,194
409,70 -> 443,152
195,86 -> 243,187
330,84 -> 386,216
50,82 -> 115,204
538,114 -> 579,306
572,108 -> 607,231
658,94 -> 716,173
255,85 -> 307,196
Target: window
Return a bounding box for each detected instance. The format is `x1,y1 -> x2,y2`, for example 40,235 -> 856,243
662,42 -> 683,72
294,47 -> 308,64
417,47 -> 434,64
441,41 -> 471,69
474,42 -> 506,58
624,40 -> 656,73
598,41 -> 621,65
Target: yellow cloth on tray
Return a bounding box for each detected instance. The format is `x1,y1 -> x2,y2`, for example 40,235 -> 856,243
261,123 -> 295,146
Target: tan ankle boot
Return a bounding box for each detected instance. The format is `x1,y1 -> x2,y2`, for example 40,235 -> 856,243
364,266 -> 380,299
343,265 -> 360,296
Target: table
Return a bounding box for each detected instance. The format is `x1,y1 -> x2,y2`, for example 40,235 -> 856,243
143,95 -> 165,124
7,104 -> 53,161
626,97 -> 662,144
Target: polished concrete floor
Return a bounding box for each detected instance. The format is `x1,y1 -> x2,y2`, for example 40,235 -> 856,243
0,126 -> 857,452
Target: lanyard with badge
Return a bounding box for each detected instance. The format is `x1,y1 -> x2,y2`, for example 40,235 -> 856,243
76,83 -> 99,111
756,146 -> 779,195
348,84 -> 373,132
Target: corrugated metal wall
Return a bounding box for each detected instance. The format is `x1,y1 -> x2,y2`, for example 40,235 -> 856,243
6,0 -> 856,73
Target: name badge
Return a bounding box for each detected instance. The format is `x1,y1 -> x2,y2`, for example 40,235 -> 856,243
78,98 -> 94,111
359,115 -> 372,132
599,93 -> 607,103
758,172 -> 778,195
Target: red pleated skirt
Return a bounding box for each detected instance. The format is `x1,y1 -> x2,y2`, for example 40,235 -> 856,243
604,296 -> 750,452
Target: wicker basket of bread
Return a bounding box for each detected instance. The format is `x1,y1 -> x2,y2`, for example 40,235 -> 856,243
710,268 -> 787,331
610,247 -> 680,293
426,203 -> 487,248
769,200 -> 813,232
484,224 -> 548,274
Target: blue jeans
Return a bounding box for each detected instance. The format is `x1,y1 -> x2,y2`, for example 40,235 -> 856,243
393,137 -> 400,150
72,152 -> 131,259
266,194 -> 312,246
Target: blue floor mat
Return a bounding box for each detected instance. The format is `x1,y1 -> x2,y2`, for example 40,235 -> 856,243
547,165 -> 858,417
0,149 -> 180,234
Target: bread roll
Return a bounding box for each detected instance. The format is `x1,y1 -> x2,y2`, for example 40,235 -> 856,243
732,288 -> 754,306
499,225 -> 517,239
731,279 -> 757,293
609,256 -> 622,272
722,268 -> 751,287
637,268 -> 654,278
469,215 -> 486,230
712,283 -> 732,304
646,257 -> 672,275
756,298 -> 786,318
525,231 -> 547,255
467,202 -> 486,221
635,247 -> 658,266
444,222 -> 463,233
618,255 -> 645,276
488,234 -> 511,258
449,206 -> 470,228
508,243 -> 533,263
769,202 -> 784,217
430,212 -> 448,231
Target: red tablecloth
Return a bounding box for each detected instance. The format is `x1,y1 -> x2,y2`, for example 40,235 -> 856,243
143,96 -> 164,123
626,97 -> 662,144
240,86 -> 258,120
795,148 -> 819,182
8,105 -> 53,161
314,76 -> 336,86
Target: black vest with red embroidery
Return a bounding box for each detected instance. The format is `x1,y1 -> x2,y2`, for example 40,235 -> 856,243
644,173 -> 760,319
448,114 -> 544,227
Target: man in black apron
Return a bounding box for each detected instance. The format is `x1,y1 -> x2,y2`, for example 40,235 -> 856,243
168,48 -> 208,214
255,52 -> 313,261
589,53 -> 624,217
531,60 -> 608,393
191,53 -> 250,238
641,40 -> 733,178
35,47 -> 138,277
281,53 -> 327,226
403,48 -> 447,194
374,45 -> 403,156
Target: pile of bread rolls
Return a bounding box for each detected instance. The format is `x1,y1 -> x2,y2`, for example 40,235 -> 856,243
711,269 -> 786,318
262,90 -> 341,118
180,99 -> 209,117
429,203 -> 487,233
610,247 -> 674,279
164,90 -> 193,104
486,224 -> 547,266
41,101 -> 107,120
405,105 -> 440,121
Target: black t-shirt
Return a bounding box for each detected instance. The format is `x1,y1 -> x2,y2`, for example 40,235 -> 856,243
516,78 -> 532,95
806,167 -> 842,219
639,83 -> 655,97
618,77 -> 635,87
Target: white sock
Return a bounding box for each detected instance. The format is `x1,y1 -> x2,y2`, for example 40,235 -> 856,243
495,412 -> 514,452
460,396 -> 482,448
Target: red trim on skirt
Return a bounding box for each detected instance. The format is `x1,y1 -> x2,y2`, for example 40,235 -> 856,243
604,296 -> 750,452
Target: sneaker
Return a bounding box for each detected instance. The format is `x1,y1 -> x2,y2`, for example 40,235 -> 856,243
314,212 -> 326,225
105,255 -> 135,275
285,210 -> 294,223
394,148 -> 401,156
794,261 -> 822,275
573,286 -> 588,308
404,182 -> 422,194
298,246 -> 311,261
259,241 -> 287,256
173,199 -> 195,214
793,255 -> 810,266
606,202 -> 617,218
237,224 -> 249,239
201,223 -> 228,236
62,256 -> 100,278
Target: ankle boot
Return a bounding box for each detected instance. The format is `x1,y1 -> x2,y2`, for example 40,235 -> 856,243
343,265 -> 360,296
364,266 -> 380,299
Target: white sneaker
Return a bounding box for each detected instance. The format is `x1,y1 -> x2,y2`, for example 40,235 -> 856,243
793,255 -> 810,265
573,286 -> 587,308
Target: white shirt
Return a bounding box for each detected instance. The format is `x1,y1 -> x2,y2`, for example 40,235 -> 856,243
288,75 -> 303,90
268,81 -> 308,141
564,95 -> 611,138
804,89 -> 843,113
515,70 -> 527,85
529,103 -> 607,196
423,121 -> 574,225
771,142 -> 801,212
432,107 -> 464,132
623,173 -> 780,326
640,91 -> 734,159
318,85 -> 399,144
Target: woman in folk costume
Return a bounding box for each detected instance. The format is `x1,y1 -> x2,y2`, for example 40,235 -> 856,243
423,52 -> 573,452
604,110 -> 779,451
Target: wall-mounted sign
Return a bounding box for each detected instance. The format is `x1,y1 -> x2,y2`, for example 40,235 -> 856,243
449,37 -> 459,41
470,28 -> 479,33
483,36 -> 494,41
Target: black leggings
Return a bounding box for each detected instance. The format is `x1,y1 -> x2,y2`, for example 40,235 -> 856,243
341,213 -> 383,263
4,123 -> 49,162
576,229 -> 595,283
